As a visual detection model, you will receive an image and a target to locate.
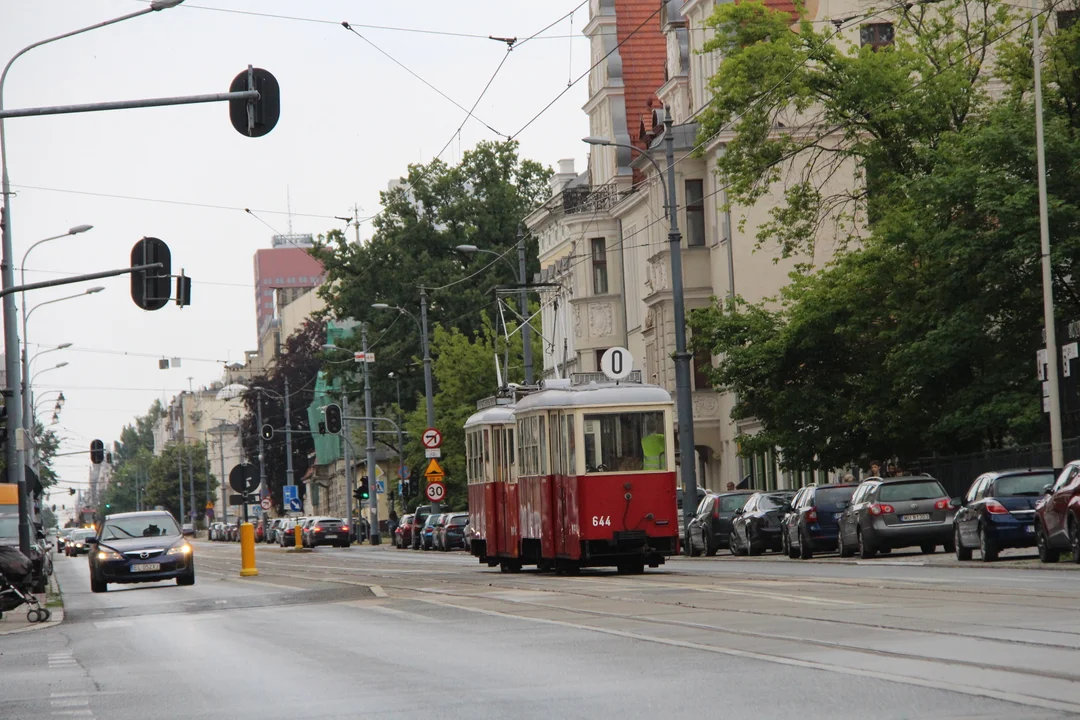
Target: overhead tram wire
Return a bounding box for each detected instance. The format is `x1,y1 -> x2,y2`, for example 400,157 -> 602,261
514,0 -> 590,48
510,3 -> 664,141
9,183 -> 341,221
341,22 -> 503,136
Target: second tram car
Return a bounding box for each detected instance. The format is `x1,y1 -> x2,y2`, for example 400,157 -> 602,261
466,375 -> 678,573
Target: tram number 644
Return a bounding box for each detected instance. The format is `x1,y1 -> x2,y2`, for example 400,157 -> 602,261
591,515 -> 611,527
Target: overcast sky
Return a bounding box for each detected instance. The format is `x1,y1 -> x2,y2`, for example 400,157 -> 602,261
1,1 -> 590,501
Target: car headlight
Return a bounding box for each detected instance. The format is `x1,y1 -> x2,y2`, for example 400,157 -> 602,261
97,548 -> 123,561
166,543 -> 192,556
75,543 -> 84,548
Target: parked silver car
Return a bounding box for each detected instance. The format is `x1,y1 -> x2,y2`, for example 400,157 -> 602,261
838,476 -> 958,558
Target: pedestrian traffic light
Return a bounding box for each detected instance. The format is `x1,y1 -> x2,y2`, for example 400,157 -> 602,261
318,421 -> 327,435
175,270 -> 192,307
229,66 -> 280,138
261,424 -> 274,440
90,439 -> 105,464
324,404 -> 342,435
354,477 -> 370,501
130,237 -> 172,311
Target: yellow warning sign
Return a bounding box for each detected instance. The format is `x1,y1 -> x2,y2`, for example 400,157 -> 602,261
424,458 -> 445,480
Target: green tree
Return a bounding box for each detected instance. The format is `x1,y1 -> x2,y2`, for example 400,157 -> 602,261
313,141 -> 551,420
690,0 -> 1080,467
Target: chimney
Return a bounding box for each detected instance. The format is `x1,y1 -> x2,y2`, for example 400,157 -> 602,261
550,158 -> 577,195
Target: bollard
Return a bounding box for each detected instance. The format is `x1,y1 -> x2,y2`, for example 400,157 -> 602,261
239,522 -> 259,577
294,523 -> 303,548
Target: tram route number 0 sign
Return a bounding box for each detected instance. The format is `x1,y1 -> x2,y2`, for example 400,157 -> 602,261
600,347 -> 634,381
426,482 -> 446,502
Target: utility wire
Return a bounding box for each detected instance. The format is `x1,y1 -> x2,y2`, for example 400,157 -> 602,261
515,0 -> 589,48
510,3 -> 664,140
342,22 -> 503,136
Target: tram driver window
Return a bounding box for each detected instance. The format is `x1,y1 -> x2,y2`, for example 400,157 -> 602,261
582,411 -> 666,473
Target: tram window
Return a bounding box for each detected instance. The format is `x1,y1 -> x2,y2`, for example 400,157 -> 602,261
539,416 -> 548,475
582,411 -> 666,473
506,429 -> 514,465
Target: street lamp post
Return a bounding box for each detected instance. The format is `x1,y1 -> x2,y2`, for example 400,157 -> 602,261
389,371 -> 405,511
583,108 -> 700,534
0,0 -> 185,557
373,293 -> 438,513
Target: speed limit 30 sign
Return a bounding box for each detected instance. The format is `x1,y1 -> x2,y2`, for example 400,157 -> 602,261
425,482 -> 446,502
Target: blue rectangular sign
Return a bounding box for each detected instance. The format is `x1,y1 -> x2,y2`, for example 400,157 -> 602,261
283,485 -> 301,512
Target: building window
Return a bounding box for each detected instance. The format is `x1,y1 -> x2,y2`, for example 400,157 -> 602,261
693,348 -> 713,390
685,179 -> 705,247
275,277 -> 284,284
1059,10 -> 1078,28
591,237 -> 608,295
595,349 -> 608,371
860,23 -> 894,50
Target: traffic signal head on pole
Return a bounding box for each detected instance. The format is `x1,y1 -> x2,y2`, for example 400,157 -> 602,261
229,66 -> 280,138
261,424 -> 274,441
69,488 -> 76,496
90,439 -> 105,464
355,477 -> 369,501
130,237 -> 172,311
324,404 -> 342,435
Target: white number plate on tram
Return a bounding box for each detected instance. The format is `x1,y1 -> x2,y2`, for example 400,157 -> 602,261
591,516 -> 611,527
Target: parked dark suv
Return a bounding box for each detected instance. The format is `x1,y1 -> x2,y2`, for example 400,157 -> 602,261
838,476 -> 957,558
955,468 -> 1054,561
1034,461 -> 1080,563
783,483 -> 859,559
685,491 -> 754,556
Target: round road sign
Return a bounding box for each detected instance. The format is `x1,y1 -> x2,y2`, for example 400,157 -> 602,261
260,497 -> 272,511
422,428 -> 443,449
425,482 -> 446,502
600,347 -> 633,381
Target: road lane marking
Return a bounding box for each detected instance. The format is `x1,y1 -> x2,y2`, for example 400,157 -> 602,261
370,585 -> 388,598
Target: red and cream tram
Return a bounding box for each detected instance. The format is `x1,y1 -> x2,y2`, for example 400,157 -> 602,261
466,376 -> 678,573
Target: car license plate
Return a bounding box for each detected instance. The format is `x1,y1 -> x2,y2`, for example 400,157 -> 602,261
131,563 -> 161,572
834,513 -> 844,520
1025,525 -> 1035,534
325,534 -> 337,539
901,514 -> 930,522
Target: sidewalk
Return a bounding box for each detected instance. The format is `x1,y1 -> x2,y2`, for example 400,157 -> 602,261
0,563 -> 65,635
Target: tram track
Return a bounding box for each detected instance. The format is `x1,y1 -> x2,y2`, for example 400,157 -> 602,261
195,546 -> 1080,657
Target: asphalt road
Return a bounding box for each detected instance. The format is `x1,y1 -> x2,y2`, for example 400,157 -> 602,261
1,542 -> 1078,719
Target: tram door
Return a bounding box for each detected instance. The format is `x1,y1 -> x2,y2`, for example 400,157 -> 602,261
553,412 -> 579,558
492,428 -> 514,557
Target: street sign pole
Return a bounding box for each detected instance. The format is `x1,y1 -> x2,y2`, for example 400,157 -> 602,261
342,392 -> 353,534
284,377 -> 295,489
256,394 -> 268,503
363,324 -> 380,544
420,288 -> 439,514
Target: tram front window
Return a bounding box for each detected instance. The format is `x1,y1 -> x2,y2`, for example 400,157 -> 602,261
583,411 -> 666,473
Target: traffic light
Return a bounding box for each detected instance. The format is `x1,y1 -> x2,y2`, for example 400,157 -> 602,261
0,404 -> 7,452
130,237 -> 172,311
354,477 -> 369,501
105,503 -> 111,510
229,66 -> 280,138
90,439 -> 105,464
318,421 -> 326,435
68,488 -> 76,496
324,404 -> 342,435
261,424 -> 274,441
175,270 -> 192,307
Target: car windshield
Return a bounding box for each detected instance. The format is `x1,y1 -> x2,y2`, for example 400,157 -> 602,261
583,411 -> 667,473
879,480 -> 946,502
449,515 -> 468,526
99,515 -> 180,540
71,530 -> 94,540
316,519 -> 340,527
758,493 -> 793,510
994,473 -> 1056,497
720,495 -> 750,512
816,486 -> 857,504
425,516 -> 439,527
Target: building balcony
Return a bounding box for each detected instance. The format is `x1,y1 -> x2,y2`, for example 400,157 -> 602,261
562,184 -> 630,216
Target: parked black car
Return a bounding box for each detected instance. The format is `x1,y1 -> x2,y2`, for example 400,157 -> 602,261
304,517 -> 350,548
729,491 -> 796,556
954,469 -> 1054,561
838,476 -> 957,558
87,511 -> 194,593
783,483 -> 859,559
685,491 -> 754,556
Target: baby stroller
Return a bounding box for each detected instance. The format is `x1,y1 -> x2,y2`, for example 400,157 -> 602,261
0,545 -> 51,623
